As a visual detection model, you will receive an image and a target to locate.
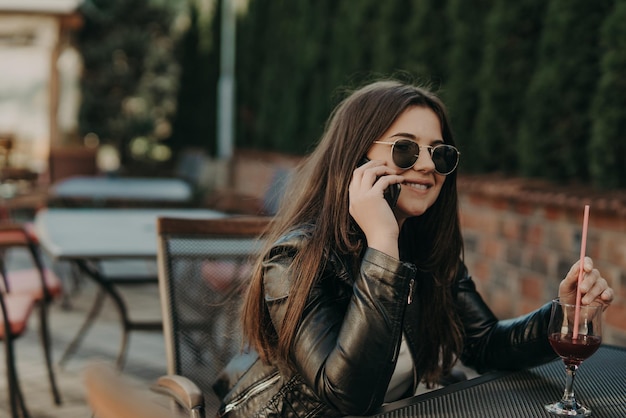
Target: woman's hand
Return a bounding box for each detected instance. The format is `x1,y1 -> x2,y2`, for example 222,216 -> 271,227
558,257 -> 614,307
349,159 -> 403,258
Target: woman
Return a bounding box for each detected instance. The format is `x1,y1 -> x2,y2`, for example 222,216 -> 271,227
214,80 -> 613,417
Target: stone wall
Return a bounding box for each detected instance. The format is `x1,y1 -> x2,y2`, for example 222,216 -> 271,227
459,176 -> 626,347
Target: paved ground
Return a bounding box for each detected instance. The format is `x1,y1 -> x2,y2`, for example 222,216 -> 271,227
0,251 -> 167,418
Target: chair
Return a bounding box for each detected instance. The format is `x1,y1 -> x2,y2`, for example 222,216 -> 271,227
156,215 -> 272,416
46,146 -> 97,185
0,134 -> 46,221
0,265 -> 37,418
0,222 -> 63,405
84,361 -> 198,418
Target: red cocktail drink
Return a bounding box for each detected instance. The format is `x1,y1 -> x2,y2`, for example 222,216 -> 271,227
548,333 -> 601,366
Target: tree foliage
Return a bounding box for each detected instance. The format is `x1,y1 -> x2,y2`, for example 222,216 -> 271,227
443,0 -> 493,172
168,0 -> 219,156
472,0 -> 546,174
589,0 -> 626,188
77,0 -> 182,172
517,0 -> 614,181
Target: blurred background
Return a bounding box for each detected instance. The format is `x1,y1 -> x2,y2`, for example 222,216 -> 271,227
1,0 -> 625,189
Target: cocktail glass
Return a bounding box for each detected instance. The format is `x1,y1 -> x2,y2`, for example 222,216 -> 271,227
545,299 -> 603,416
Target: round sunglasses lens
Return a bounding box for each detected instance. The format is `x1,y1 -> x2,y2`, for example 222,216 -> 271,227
432,145 -> 458,174
392,140 -> 420,168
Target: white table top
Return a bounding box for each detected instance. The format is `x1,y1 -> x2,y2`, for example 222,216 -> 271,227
50,176 -> 193,202
34,208 -> 226,260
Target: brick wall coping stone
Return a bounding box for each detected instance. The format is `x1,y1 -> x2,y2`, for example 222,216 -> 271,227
457,174 -> 626,217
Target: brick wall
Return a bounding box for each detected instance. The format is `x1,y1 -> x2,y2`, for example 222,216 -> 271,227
230,151 -> 626,347
205,149 -> 301,214
230,149 -> 302,200
459,176 -> 626,347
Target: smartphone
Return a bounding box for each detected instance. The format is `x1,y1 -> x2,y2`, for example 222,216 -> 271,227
358,157 -> 401,208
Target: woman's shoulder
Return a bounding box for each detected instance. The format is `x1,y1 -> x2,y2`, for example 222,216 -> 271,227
267,223 -> 315,256
453,260 -> 477,292
276,223 -> 314,243
262,223 -> 315,301
262,223 -> 354,298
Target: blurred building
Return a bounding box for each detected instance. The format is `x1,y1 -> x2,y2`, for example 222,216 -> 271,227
0,0 -> 83,174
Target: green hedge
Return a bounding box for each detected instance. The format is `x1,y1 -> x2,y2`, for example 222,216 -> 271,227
517,0 -> 613,182
589,0 -> 626,189
229,0 -> 625,188
232,0 -> 626,187
472,0 -> 546,174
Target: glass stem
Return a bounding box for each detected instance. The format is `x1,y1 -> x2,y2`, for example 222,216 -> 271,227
561,363 -> 579,409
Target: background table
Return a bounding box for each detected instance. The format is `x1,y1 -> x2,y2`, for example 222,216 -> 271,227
355,345 -> 625,417
36,208 -> 225,259
48,176 -> 194,207
34,208 -> 226,367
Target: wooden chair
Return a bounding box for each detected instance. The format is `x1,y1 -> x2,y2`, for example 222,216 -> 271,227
156,215 -> 272,417
0,222 -> 63,405
0,266 -> 37,418
84,361 -> 199,418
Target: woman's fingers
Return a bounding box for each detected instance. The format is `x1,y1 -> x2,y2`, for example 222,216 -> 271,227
559,257 -> 614,306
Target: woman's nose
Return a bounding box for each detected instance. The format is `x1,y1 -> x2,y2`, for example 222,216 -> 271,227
411,147 -> 436,172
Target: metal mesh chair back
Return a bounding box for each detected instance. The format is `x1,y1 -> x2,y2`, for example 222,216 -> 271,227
157,216 -> 271,414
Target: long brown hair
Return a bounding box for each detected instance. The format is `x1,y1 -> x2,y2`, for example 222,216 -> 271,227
241,79 -> 464,386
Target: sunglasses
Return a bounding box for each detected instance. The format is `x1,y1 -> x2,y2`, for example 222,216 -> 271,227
373,139 -> 460,175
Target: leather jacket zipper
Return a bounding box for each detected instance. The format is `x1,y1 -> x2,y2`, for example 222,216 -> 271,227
407,278 -> 415,304
393,278 -> 416,363
222,371 -> 281,414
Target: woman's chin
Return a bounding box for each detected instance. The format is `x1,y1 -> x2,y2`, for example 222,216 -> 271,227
393,202 -> 429,220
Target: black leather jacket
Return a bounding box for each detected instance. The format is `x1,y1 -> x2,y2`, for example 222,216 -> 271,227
214,227 -> 557,417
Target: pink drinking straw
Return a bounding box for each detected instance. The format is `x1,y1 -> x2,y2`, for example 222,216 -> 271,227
573,205 -> 590,339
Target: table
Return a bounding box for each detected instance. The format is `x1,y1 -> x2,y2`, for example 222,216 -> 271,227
48,176 -> 194,207
34,208 -> 226,367
353,344 -> 626,417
